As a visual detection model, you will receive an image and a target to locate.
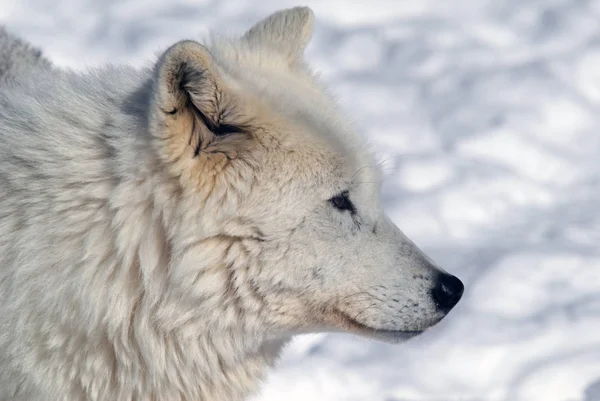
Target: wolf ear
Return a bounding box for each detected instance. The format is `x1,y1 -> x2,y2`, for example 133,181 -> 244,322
243,7 -> 314,64
150,40 -> 246,168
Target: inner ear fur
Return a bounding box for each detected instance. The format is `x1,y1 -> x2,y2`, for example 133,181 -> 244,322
150,40 -> 248,172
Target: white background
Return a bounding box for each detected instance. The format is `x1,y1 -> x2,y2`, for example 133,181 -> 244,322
2,0 -> 600,400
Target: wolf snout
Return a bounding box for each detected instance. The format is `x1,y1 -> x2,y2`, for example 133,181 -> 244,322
431,273 -> 464,312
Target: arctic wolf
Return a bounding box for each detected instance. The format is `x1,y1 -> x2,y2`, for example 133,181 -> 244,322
0,7 -> 464,401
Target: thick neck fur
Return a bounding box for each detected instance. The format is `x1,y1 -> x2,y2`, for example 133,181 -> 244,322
103,162 -> 286,401
0,67 -> 286,400
103,180 -> 281,401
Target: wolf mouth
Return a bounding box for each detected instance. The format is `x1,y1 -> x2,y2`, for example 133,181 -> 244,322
331,309 -> 424,342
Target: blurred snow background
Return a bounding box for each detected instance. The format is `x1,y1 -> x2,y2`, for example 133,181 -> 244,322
2,0 -> 600,400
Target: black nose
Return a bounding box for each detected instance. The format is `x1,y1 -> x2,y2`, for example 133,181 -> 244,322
432,273 -> 464,311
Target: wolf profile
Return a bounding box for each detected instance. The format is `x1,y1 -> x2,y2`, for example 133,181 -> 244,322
0,7 -> 463,401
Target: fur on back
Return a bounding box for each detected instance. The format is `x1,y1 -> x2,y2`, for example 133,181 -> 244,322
0,7 -> 462,401
0,28 -> 50,84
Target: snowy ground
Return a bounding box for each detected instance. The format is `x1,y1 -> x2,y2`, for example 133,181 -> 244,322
2,0 -> 600,400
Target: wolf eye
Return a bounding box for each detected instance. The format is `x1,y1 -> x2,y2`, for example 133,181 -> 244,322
329,191 -> 356,214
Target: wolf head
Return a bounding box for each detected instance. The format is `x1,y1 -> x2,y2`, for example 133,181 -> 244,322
149,7 -> 463,344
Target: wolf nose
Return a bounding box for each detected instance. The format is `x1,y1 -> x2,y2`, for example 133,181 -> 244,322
432,273 -> 464,312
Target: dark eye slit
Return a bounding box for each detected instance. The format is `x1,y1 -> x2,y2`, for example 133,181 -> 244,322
328,190 -> 356,214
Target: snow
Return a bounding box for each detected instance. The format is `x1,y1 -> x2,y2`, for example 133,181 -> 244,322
2,0 -> 600,400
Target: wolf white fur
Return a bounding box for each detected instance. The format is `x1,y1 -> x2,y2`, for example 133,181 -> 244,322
0,7 -> 463,401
